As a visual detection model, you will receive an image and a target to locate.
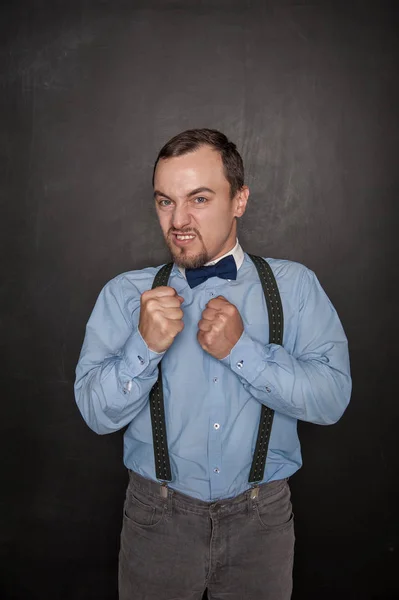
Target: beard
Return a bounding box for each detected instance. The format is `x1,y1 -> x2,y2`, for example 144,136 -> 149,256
165,227 -> 210,269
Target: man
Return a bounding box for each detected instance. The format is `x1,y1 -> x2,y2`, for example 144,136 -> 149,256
75,129 -> 351,599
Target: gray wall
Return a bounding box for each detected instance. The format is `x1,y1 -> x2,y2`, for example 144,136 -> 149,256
2,1 -> 398,598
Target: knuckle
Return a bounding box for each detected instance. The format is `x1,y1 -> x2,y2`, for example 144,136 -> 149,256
152,309 -> 164,325
146,298 -> 157,311
158,317 -> 168,332
204,333 -> 213,345
141,290 -> 151,302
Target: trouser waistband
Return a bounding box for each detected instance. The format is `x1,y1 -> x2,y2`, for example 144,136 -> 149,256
127,469 -> 288,513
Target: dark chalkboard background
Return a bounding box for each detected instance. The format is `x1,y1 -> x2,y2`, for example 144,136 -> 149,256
1,1 -> 398,598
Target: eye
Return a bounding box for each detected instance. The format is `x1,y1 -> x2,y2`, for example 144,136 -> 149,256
159,199 -> 172,207
193,196 -> 208,204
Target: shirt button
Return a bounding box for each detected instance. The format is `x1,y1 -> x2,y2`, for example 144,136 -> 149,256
137,355 -> 145,365
213,423 -> 220,430
209,292 -> 215,297
236,360 -> 244,369
123,380 -> 132,394
265,386 -> 271,393
213,377 -> 218,383
214,467 -> 220,474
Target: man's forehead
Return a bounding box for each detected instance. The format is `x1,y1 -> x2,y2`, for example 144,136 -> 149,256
154,146 -> 227,190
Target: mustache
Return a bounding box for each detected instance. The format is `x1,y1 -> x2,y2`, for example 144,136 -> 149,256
168,227 -> 201,237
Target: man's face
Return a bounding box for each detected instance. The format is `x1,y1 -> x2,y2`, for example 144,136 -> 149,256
154,145 -> 249,268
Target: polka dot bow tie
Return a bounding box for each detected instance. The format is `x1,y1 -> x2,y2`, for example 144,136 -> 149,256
185,254 -> 237,289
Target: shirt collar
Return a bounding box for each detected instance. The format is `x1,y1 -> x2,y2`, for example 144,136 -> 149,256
177,239 -> 244,279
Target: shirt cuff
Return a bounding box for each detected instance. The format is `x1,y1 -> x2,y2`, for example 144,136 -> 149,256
122,329 -> 165,378
220,330 -> 273,384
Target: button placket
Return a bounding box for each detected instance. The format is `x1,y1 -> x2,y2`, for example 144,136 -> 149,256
209,411 -> 223,493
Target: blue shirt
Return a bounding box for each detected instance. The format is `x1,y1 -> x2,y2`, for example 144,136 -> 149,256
74,249 -> 351,501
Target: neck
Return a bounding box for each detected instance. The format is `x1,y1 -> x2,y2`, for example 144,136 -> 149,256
205,238 -> 238,265
208,224 -> 238,263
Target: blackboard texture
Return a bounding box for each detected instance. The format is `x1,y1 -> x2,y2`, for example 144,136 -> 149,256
1,1 -> 398,599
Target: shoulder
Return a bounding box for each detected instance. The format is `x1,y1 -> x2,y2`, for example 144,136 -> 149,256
244,254 -> 319,308
101,263 -> 169,298
246,254 -> 313,284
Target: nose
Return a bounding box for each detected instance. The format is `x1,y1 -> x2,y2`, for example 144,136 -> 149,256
172,204 -> 191,230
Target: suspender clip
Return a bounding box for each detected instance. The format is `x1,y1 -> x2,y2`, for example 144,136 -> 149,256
250,485 -> 259,500
159,482 -> 168,498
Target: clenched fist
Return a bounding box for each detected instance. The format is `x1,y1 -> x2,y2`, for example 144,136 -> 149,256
197,296 -> 244,360
139,286 -> 184,353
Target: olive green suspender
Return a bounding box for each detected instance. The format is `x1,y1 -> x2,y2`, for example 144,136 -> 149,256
148,254 -> 284,485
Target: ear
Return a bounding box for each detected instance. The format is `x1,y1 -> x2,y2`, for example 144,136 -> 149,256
233,185 -> 249,218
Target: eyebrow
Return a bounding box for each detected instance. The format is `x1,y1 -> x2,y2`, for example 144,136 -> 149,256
188,187 -> 216,197
153,187 -> 216,200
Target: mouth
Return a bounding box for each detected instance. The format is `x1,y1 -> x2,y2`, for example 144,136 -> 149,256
171,232 -> 197,247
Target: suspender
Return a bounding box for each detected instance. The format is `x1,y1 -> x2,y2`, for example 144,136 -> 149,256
247,255 -> 284,482
148,262 -> 174,482
148,255 -> 284,484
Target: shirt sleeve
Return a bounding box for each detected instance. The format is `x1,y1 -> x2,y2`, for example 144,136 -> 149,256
74,276 -> 164,434
221,267 -> 352,425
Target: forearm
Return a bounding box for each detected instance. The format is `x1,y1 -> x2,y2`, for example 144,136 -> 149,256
222,332 -> 351,425
75,329 -> 163,434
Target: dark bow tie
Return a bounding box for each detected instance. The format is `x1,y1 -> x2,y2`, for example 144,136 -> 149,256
185,254 -> 237,289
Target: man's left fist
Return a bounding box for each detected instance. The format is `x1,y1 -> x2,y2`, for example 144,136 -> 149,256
197,296 -> 244,360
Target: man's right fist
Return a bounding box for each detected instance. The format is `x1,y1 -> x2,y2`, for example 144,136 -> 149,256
138,286 -> 184,353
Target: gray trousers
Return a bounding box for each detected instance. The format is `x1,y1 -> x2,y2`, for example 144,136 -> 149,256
119,470 -> 295,600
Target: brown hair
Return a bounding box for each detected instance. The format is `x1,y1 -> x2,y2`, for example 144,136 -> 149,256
152,128 -> 244,198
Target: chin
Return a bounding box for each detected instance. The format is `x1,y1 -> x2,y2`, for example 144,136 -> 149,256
170,247 -> 209,269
